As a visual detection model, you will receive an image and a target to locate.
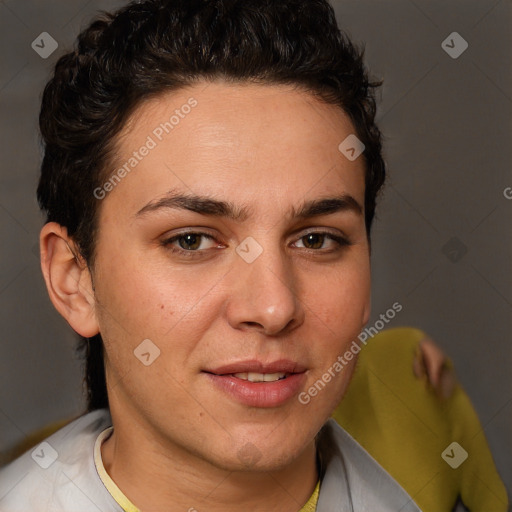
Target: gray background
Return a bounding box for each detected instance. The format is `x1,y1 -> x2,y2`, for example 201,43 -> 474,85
0,0 -> 510,500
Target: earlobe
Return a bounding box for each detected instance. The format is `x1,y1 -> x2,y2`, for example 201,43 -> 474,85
40,222 -> 99,337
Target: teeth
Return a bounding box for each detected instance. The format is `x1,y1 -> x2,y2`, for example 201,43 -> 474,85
233,372 -> 287,383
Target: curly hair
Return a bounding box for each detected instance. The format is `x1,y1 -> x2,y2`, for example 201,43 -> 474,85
37,0 -> 386,412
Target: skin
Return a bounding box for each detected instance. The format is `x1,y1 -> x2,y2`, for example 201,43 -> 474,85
40,81 -> 371,512
414,335 -> 456,399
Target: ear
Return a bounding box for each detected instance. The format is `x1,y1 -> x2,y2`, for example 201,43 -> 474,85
40,222 -> 99,337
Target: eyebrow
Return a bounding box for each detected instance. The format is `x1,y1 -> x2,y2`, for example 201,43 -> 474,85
135,190 -> 363,221
136,191 -> 251,221
293,195 -> 362,219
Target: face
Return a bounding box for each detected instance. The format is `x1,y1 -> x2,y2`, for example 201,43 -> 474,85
91,81 -> 370,471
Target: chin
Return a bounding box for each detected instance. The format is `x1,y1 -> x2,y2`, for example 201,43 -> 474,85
211,446 -> 307,473
208,427 -> 315,473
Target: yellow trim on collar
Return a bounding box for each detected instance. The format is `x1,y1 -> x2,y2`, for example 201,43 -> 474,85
94,427 -> 141,512
300,479 -> 320,512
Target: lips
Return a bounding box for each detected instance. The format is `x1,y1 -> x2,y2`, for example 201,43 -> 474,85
203,359 -> 307,408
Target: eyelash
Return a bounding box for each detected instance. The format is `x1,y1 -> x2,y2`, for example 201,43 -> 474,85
161,230 -> 352,259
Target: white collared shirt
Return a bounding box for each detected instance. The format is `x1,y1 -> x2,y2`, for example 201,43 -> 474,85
0,409 -> 422,511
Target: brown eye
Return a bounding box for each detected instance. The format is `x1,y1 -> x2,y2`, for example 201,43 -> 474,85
294,231 -> 351,252
301,233 -> 325,249
162,232 -> 218,255
177,233 -> 202,250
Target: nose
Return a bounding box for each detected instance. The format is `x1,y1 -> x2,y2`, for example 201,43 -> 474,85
225,242 -> 305,336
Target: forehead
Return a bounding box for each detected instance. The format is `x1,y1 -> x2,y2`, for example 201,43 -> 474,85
104,81 -> 366,217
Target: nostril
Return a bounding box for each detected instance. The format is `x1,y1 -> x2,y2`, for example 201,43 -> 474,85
244,321 -> 262,328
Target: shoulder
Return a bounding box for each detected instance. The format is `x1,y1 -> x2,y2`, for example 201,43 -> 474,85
0,409 -> 121,512
316,419 -> 422,511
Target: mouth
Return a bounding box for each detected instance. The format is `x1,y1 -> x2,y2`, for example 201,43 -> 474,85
203,360 -> 307,408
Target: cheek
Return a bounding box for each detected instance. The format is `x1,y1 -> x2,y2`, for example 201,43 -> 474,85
95,254 -> 194,328
309,262 -> 370,333
299,265 -> 369,417
92,251 -> 226,371
301,262 -> 370,393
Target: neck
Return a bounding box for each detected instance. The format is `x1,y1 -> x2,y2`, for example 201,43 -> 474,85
101,413 -> 318,512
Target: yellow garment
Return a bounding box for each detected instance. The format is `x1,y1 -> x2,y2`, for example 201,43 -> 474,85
94,427 -> 320,512
332,327 -> 508,512
94,428 -> 140,512
300,480 -> 320,512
